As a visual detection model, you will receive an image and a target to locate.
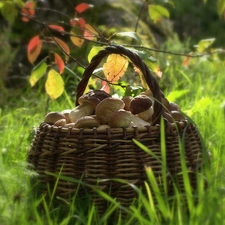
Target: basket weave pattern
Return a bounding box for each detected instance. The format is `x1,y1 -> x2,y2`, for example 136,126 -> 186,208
28,45 -> 203,209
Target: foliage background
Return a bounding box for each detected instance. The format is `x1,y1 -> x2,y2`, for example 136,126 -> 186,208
1,0 -> 225,224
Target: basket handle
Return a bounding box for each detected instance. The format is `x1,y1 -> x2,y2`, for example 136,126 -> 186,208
76,45 -> 163,125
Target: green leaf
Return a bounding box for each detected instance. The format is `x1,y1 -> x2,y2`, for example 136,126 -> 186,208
195,38 -> 215,53
217,0 -> 225,16
87,46 -> 104,62
45,69 -> 64,99
148,4 -> 170,23
166,89 -> 189,102
114,32 -> 142,44
1,2 -> 18,23
29,59 -> 47,86
131,49 -> 160,72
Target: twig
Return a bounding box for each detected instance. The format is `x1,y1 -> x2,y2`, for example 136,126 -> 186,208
122,44 -> 224,58
20,11 -> 224,61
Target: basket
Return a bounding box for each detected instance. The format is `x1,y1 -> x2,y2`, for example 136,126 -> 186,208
28,45 -> 204,211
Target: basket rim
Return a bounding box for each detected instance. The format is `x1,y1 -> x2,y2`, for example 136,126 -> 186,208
39,120 -> 190,135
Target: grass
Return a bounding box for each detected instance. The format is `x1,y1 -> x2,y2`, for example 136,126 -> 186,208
1,53 -> 225,225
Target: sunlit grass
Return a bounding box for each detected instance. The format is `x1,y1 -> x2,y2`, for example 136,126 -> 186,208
1,56 -> 225,224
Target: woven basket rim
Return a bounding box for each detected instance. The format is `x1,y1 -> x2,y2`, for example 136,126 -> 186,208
39,120 -> 190,135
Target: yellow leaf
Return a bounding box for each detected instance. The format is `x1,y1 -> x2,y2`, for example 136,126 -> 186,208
29,60 -> 47,86
45,69 -> 64,99
70,27 -> 84,47
103,54 -> 128,83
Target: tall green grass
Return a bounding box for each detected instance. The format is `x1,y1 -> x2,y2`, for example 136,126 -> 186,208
1,56 -> 225,224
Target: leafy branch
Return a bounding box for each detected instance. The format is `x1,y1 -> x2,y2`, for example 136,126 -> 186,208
4,0 -> 224,99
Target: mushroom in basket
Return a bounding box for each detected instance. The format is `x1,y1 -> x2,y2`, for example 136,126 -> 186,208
69,90 -> 111,123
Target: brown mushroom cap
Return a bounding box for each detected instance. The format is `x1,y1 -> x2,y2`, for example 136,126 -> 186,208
108,110 -> 131,128
130,95 -> 153,115
163,111 -> 174,123
168,102 -> 180,112
161,97 -> 170,110
122,96 -> 134,111
74,116 -> 100,128
78,90 -> 111,108
96,97 -> 125,124
171,110 -> 185,121
53,118 -> 67,127
140,89 -> 153,97
44,112 -> 66,124
61,109 -> 72,123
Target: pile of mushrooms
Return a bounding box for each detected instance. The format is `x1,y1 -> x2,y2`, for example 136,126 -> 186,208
44,89 -> 186,129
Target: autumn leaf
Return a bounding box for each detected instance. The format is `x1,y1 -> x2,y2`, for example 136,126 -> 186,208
183,56 -> 191,67
45,69 -> 64,99
84,24 -> 98,40
75,3 -> 93,13
49,37 -> 70,62
70,18 -> 86,47
133,66 -> 148,89
29,59 -> 47,86
103,54 -> 129,83
70,17 -> 86,27
70,27 -> 84,47
48,25 -> 65,34
54,52 -> 65,74
101,81 -> 111,94
21,1 -> 35,22
27,35 -> 42,64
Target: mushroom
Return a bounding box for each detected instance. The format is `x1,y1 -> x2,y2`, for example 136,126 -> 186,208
69,104 -> 94,123
64,123 -> 75,128
44,112 -> 66,124
108,110 -> 131,128
163,111 -> 174,123
97,124 -> 111,130
171,111 -> 185,121
129,114 -> 151,127
129,95 -> 154,122
69,90 -> 111,123
95,97 -> 125,124
168,102 -> 180,112
61,109 -> 72,123
122,96 -> 134,111
161,97 -> 170,111
140,89 -> 153,98
53,118 -> 67,127
73,116 -> 100,128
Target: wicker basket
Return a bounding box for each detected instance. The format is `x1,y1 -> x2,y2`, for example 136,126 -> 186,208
28,45 -> 204,211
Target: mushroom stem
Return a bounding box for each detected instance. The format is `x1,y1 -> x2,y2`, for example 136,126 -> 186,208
137,106 -> 154,122
69,103 -> 94,123
129,114 -> 151,127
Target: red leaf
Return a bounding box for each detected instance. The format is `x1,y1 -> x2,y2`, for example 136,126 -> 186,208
101,81 -> 110,94
27,35 -> 42,64
53,37 -> 70,55
54,53 -> 65,74
70,17 -> 86,28
21,1 -> 35,22
75,3 -> 93,13
48,37 -> 70,62
48,25 -> 65,34
83,24 -> 97,40
155,68 -> 162,78
183,56 -> 191,67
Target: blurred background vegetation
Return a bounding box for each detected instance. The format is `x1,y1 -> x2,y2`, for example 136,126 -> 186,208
0,0 -> 225,104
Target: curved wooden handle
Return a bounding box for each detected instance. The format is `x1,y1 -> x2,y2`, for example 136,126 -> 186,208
76,45 -> 163,124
